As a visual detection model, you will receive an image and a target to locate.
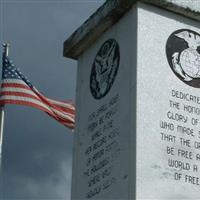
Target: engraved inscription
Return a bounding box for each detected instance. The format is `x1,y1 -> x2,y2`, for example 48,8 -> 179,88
159,89 -> 200,185
83,94 -> 121,198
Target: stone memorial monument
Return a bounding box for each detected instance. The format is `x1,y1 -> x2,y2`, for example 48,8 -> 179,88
63,0 -> 200,199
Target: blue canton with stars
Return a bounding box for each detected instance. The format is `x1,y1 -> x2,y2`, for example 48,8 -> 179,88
3,54 -> 33,88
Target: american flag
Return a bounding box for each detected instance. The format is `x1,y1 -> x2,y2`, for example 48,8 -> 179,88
0,53 -> 75,130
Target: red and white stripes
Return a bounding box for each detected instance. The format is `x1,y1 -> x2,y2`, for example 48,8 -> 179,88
0,79 -> 75,130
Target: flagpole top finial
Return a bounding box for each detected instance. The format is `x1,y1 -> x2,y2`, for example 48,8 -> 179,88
2,43 -> 10,47
2,43 -> 10,56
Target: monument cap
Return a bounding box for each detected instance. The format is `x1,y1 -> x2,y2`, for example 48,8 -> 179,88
63,0 -> 200,60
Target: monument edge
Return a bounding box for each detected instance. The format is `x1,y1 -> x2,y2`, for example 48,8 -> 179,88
63,0 -> 136,60
63,0 -> 200,60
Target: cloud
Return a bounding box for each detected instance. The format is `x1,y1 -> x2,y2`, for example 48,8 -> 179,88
0,1 -> 105,199
2,158 -> 72,199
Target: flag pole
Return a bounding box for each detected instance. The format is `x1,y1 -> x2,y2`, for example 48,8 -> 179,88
0,43 -> 9,170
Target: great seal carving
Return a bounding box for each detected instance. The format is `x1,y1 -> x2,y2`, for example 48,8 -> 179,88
90,39 -> 120,99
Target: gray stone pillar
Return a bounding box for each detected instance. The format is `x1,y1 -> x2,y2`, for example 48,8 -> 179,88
63,1 -> 200,199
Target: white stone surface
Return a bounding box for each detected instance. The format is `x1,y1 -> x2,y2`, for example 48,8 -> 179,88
137,2 -> 200,199
167,0 -> 200,12
71,4 -> 137,199
71,1 -> 200,199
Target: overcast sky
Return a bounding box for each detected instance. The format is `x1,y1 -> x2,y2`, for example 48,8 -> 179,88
0,0 -> 104,199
